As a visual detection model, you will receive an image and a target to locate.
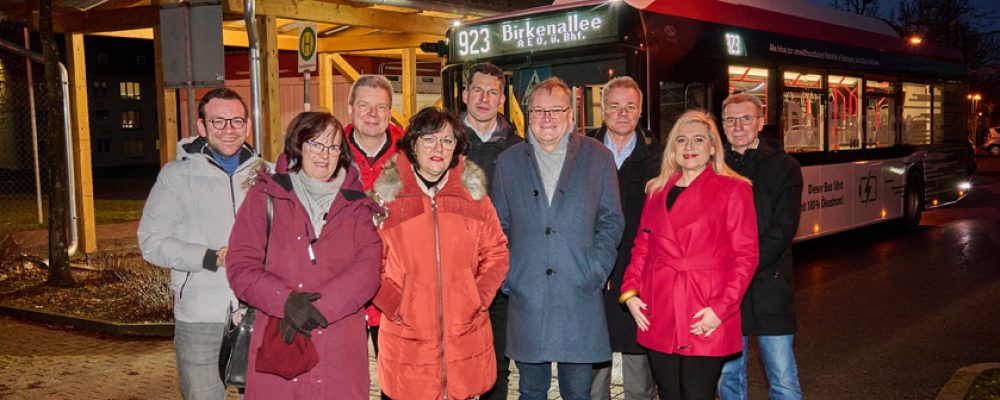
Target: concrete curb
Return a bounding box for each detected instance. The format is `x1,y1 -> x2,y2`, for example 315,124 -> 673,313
0,304 -> 174,337
936,363 -> 1000,400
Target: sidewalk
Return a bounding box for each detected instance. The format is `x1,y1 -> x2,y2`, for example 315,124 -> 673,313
0,315 -> 180,399
0,312 -> 636,399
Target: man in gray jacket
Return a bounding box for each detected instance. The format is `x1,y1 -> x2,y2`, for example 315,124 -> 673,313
138,88 -> 261,400
491,77 -> 624,400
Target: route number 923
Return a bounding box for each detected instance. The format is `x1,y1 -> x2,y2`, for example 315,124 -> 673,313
457,28 -> 491,56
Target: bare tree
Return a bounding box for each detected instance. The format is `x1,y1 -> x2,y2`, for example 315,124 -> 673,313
892,0 -> 999,69
828,0 -> 882,17
39,0 -> 75,287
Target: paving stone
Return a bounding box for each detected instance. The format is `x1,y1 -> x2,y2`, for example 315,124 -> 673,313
2,315 -> 633,399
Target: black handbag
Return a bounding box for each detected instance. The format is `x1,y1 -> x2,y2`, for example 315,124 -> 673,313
219,195 -> 273,389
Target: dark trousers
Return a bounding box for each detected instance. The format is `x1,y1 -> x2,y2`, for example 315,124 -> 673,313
481,292 -> 509,400
369,325 -> 380,355
647,350 -> 726,400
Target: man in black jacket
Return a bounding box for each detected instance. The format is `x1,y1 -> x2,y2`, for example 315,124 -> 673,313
460,62 -> 522,400
718,94 -> 803,400
589,76 -> 661,400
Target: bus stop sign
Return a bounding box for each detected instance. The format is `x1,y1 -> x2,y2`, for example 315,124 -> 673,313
298,25 -> 317,73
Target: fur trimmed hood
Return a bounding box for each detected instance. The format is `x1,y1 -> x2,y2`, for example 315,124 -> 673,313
371,154 -> 488,203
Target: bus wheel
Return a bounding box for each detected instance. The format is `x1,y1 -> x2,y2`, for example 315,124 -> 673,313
902,170 -> 924,229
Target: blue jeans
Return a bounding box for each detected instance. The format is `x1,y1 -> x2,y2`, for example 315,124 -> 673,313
175,321 -> 226,400
719,335 -> 802,400
516,361 -> 592,400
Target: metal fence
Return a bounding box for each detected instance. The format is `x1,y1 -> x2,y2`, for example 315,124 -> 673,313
0,40 -> 55,229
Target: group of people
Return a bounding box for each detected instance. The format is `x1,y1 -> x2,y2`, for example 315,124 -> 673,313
137,61 -> 804,400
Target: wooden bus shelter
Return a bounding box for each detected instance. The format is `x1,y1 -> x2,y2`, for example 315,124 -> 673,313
0,0 -> 545,253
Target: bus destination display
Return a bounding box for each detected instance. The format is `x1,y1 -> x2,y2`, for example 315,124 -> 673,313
450,8 -> 619,62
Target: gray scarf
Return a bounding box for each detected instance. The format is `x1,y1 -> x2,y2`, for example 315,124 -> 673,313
290,169 -> 345,236
529,130 -> 570,205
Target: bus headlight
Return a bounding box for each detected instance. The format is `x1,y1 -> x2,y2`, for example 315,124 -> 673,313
958,182 -> 971,191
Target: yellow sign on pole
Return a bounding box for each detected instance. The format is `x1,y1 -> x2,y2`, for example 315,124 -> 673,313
298,24 -> 317,73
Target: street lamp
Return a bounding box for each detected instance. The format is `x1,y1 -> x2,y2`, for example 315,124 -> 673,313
969,93 -> 981,134
970,93 -> 982,114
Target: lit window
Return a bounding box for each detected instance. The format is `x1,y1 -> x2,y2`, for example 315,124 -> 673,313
120,81 -> 141,100
727,65 -> 768,120
782,71 -> 824,152
828,75 -> 861,150
865,80 -> 897,148
121,111 -> 141,129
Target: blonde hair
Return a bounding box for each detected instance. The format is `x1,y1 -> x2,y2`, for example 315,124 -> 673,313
646,110 -> 750,192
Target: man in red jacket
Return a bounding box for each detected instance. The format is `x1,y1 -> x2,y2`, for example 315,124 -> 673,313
343,75 -> 404,383
345,75 -> 405,191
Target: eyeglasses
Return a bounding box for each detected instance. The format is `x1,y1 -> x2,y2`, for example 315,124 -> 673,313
418,135 -> 457,150
355,103 -> 391,115
207,117 -> 247,130
606,104 -> 639,114
305,140 -> 343,155
528,107 -> 571,119
722,115 -> 758,127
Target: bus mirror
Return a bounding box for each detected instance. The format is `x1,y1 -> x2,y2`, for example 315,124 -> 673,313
420,41 -> 449,58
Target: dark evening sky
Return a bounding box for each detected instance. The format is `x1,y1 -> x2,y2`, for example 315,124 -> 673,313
803,0 -> 1000,33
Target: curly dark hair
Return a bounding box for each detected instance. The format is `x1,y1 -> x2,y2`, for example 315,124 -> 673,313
396,107 -> 467,170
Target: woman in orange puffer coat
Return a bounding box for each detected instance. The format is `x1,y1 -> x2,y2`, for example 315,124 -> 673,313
371,107 -> 510,400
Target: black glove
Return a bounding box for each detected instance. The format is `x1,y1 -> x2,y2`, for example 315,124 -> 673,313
279,318 -> 298,344
283,291 -> 328,337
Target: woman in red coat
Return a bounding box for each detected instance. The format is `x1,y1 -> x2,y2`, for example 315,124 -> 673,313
226,112 -> 383,399
371,108 -> 510,400
619,110 -> 759,400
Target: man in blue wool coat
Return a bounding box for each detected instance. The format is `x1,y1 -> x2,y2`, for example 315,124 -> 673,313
491,76 -> 624,400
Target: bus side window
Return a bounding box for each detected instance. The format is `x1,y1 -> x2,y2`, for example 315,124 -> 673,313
828,75 -> 861,150
782,71 -> 824,153
934,82 -> 966,144
902,83 -> 932,145
864,80 -> 896,148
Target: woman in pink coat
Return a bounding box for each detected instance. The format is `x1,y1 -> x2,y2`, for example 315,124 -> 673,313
619,110 -> 758,400
227,112 -> 383,399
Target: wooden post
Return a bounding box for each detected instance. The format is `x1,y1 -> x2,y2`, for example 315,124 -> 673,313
153,23 -> 178,166
319,53 -> 334,112
65,33 -> 97,253
401,47 -> 417,119
257,15 -> 282,160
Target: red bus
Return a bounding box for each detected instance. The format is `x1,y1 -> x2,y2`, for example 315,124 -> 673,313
440,0 -> 973,239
